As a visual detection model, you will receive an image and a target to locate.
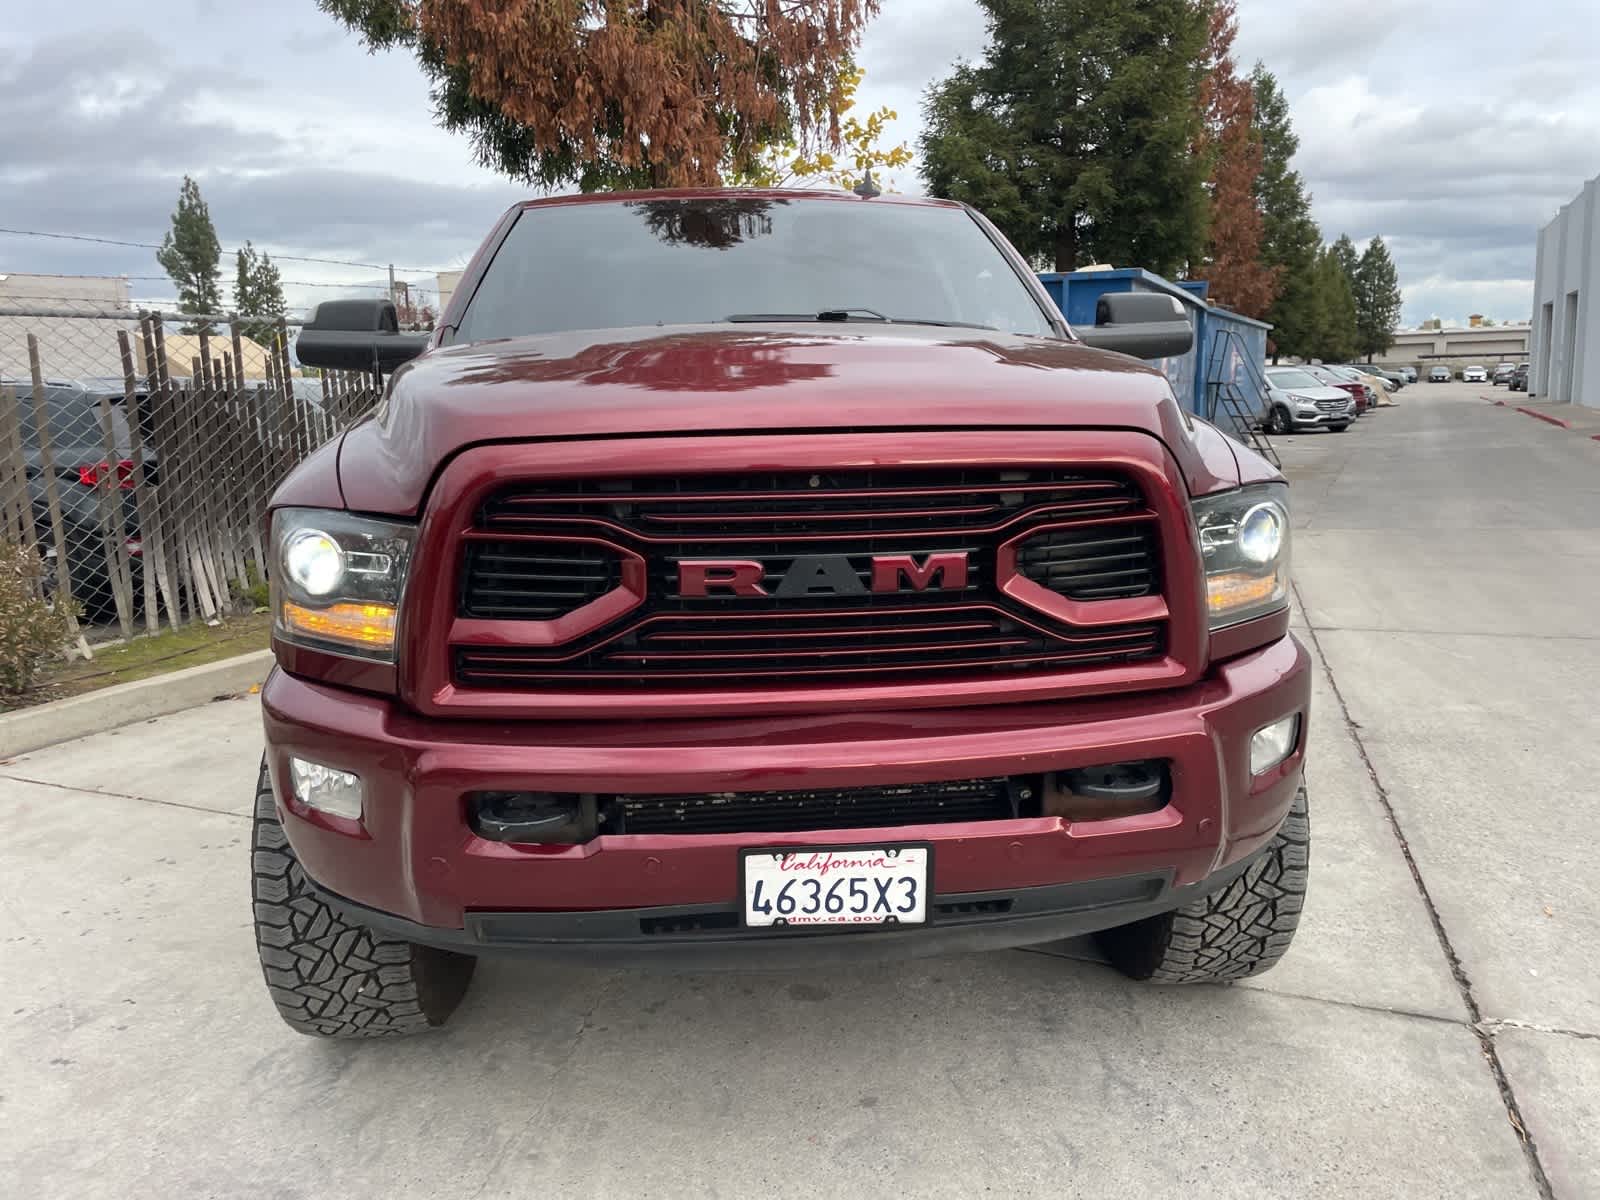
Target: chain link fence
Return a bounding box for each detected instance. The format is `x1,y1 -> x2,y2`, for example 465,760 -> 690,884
0,300 -> 382,645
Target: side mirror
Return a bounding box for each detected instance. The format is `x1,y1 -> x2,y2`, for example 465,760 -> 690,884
1075,292 -> 1195,360
295,299 -> 429,373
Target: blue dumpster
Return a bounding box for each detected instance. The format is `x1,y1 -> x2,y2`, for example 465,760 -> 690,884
1037,269 -> 1273,436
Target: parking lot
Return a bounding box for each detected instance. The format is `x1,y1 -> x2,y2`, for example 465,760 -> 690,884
3,381 -> 1597,1198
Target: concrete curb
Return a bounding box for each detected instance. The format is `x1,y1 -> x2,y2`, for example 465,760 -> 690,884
1516,406 -> 1573,429
0,649 -> 273,759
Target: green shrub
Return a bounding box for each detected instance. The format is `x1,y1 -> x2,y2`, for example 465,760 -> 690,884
0,541 -> 67,701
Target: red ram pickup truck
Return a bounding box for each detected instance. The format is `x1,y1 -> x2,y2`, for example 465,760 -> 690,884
257,190 -> 1310,1038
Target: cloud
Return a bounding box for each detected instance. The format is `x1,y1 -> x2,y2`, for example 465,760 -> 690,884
7,0 -> 1599,329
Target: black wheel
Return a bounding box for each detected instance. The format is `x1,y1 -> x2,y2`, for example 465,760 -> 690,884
1097,783 -> 1309,984
1330,423 -> 1350,433
1266,406 -> 1291,436
251,759 -> 476,1037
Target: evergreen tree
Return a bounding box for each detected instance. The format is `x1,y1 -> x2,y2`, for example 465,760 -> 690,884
1250,65 -> 1320,361
1330,233 -> 1360,287
1354,236 -> 1402,361
920,0 -> 1211,276
1310,246 -> 1359,362
234,241 -> 287,346
156,176 -> 223,320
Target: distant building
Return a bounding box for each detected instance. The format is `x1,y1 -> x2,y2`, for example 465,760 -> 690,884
437,270 -> 464,317
0,271 -> 131,308
1531,173 -> 1598,406
0,273 -> 139,380
1372,323 -> 1530,370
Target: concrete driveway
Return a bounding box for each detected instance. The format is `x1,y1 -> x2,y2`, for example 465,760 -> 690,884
3,381 -> 1595,1198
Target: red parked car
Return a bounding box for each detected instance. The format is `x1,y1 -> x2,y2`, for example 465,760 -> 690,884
1302,364 -> 1369,414
258,190 -> 1310,1037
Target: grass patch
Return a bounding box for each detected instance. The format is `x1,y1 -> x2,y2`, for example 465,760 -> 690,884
9,612 -> 273,709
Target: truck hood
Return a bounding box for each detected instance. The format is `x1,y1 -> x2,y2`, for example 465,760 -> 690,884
336,325 -> 1239,513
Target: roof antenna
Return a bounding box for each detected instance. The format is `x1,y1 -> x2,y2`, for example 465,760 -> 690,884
852,169 -> 882,199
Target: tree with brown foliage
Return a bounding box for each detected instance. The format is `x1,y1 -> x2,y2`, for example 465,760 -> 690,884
319,0 -> 879,189
1192,0 -> 1278,317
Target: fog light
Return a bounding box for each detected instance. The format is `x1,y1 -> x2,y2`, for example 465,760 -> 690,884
288,757 -> 363,820
1249,715 -> 1300,775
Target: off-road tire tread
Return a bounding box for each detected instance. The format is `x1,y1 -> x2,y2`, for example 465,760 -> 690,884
1098,784 -> 1309,984
250,760 -> 475,1037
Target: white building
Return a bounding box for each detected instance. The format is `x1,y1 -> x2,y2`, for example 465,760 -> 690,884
1530,174 -> 1599,406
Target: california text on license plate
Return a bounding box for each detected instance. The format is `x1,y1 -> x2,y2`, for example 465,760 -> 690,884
741,846 -> 930,928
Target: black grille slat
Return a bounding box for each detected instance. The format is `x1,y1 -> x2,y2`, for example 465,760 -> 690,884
1016,525 -> 1158,601
454,617 -> 1163,687
481,468 -> 1141,537
607,777 -> 1017,835
460,541 -> 621,620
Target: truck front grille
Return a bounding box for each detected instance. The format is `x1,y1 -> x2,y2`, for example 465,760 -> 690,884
452,466 -> 1170,692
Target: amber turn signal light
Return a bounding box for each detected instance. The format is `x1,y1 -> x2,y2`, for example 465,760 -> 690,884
280,600 -> 398,652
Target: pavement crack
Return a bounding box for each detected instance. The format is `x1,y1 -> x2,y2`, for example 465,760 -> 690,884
1294,578 -> 1557,1200
0,772 -> 248,821
467,973 -> 615,1197
1481,1017 -> 1600,1043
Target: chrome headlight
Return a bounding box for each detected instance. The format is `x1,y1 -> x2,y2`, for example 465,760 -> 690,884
1192,484 -> 1290,629
270,507 -> 417,661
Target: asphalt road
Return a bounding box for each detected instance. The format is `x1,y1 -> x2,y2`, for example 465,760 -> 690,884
3,381 -> 1596,1198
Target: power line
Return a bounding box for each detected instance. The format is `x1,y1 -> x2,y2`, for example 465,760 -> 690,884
0,226 -> 448,275
114,274 -> 418,292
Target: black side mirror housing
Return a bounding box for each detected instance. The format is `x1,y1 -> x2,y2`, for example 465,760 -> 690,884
295,299 -> 429,373
1075,292 -> 1195,360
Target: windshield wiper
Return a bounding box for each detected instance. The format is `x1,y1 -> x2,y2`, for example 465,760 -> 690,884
723,310 -> 996,330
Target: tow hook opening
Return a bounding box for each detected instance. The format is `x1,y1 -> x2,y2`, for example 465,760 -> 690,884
1043,760 -> 1170,821
470,791 -> 598,844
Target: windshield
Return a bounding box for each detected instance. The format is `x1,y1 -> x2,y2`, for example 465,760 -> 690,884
1267,369 -> 1323,390
454,197 -> 1059,343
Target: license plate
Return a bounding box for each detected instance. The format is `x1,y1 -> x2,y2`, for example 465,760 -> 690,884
741,846 -> 930,928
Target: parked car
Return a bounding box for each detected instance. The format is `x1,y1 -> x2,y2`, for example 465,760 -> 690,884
1397,366 -> 1418,383
6,376 -> 156,617
1428,366 -> 1451,382
1350,365 -> 1403,390
1263,366 -> 1355,434
1333,365 -> 1397,405
1492,363 -> 1516,385
258,188 -> 1312,1038
1462,365 -> 1488,383
1509,363 -> 1530,392
1306,364 -> 1373,413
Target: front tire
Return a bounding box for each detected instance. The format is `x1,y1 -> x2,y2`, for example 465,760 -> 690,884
1097,783 -> 1309,984
251,759 -> 476,1037
1266,406 -> 1292,436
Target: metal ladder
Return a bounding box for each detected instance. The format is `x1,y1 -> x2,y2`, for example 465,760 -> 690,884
1204,329 -> 1280,468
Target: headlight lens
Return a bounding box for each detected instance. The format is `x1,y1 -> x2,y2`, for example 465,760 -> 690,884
1193,484 -> 1290,628
284,529 -> 344,596
271,507 -> 416,661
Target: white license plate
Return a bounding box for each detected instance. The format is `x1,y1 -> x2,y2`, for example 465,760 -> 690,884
741,846 -> 930,928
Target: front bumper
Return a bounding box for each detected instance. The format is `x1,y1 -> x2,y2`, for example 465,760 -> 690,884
1288,409 -> 1351,427
262,634 -> 1310,957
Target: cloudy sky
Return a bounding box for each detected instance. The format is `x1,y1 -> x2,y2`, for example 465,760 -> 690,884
3,0 -> 1595,325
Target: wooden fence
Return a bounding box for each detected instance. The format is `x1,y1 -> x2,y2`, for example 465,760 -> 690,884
0,307 -> 380,643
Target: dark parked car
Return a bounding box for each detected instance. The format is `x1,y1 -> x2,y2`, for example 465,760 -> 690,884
8,376 -> 155,615
1509,364 -> 1530,392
